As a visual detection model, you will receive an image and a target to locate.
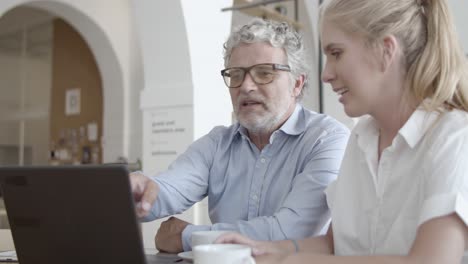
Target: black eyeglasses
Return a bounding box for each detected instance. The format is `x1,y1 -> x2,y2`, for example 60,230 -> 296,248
220,63 -> 291,88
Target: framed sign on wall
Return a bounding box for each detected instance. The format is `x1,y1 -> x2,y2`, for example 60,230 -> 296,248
65,88 -> 81,116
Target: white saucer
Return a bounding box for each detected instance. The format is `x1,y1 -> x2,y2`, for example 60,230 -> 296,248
177,251 -> 193,262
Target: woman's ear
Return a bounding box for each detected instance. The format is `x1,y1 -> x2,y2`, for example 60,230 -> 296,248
381,35 -> 399,72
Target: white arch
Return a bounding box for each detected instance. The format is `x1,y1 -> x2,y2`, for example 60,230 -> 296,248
0,0 -> 130,162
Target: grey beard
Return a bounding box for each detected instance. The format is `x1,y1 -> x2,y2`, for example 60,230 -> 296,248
238,112 -> 284,134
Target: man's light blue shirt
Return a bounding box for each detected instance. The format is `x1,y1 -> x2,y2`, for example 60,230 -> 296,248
144,104 -> 349,251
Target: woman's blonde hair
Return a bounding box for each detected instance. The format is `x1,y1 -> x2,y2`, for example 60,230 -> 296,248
320,0 -> 468,112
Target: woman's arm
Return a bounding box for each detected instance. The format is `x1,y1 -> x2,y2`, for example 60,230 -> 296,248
280,213 -> 467,264
218,214 -> 466,264
296,224 -> 334,255
216,225 -> 334,258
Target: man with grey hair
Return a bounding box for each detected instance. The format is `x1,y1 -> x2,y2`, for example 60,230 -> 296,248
130,18 -> 349,253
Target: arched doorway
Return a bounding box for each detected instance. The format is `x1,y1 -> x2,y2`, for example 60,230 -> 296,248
0,6 -> 103,166
0,0 -> 133,164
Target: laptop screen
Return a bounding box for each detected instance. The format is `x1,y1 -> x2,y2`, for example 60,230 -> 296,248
0,165 -> 147,264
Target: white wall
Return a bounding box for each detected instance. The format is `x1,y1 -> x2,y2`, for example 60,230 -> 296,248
181,0 -> 233,139
134,0 -> 233,249
450,0 -> 468,54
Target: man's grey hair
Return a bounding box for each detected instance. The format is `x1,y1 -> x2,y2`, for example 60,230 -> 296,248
223,18 -> 309,99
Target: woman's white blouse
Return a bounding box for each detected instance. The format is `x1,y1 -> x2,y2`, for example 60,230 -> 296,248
326,109 -> 468,255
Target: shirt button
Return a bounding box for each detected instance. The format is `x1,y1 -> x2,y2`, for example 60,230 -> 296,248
252,195 -> 258,200
260,158 -> 266,163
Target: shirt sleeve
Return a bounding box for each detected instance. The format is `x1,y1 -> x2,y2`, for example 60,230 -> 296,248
181,128 -> 349,251
141,130 -> 218,222
418,127 -> 468,227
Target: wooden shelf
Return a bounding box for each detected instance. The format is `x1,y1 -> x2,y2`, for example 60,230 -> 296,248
231,0 -> 302,30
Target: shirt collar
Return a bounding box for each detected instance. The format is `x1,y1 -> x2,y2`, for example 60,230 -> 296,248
278,104 -> 305,136
236,103 -> 305,138
354,104 -> 441,149
398,107 -> 440,148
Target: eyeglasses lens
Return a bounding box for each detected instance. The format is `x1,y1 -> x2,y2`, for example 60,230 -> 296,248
223,64 -> 276,88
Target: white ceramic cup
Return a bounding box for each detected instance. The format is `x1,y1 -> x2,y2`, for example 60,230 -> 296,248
191,230 -> 229,248
193,244 -> 255,264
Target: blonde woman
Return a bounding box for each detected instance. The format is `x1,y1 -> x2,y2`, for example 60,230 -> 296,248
217,0 -> 468,263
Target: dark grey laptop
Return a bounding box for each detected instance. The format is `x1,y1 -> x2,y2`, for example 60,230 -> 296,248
0,165 -> 148,264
